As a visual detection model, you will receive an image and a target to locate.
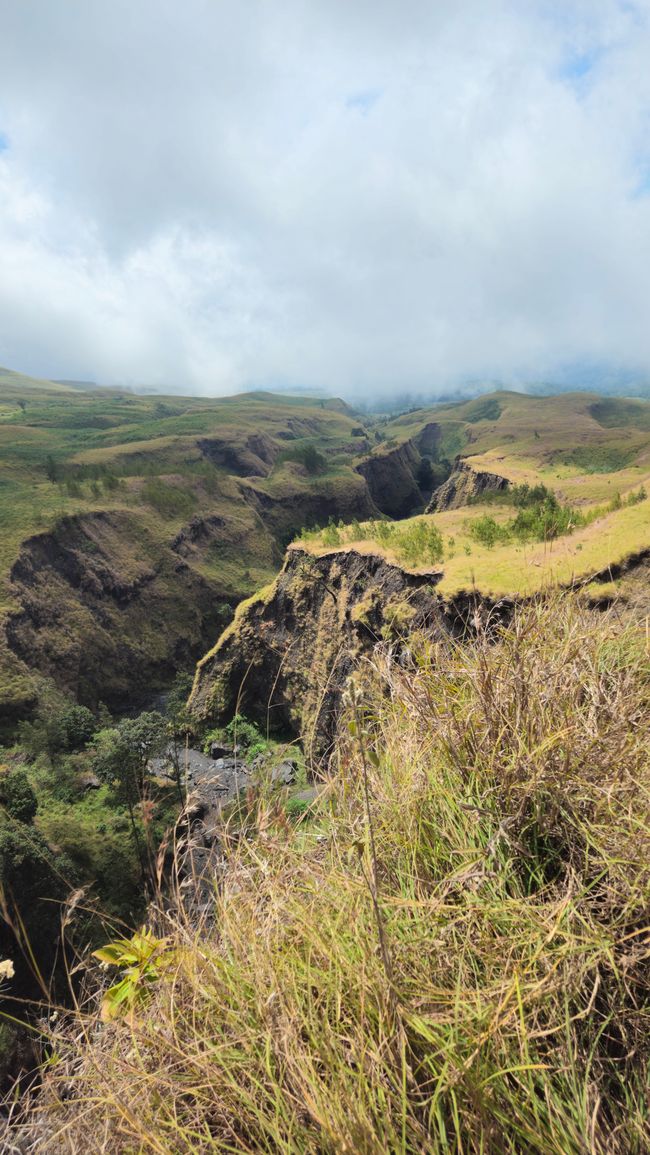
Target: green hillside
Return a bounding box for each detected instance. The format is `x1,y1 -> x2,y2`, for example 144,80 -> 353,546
0,378 -> 378,720
2,382 -> 650,721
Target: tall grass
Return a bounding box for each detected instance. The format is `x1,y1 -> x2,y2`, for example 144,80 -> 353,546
8,597 -> 650,1153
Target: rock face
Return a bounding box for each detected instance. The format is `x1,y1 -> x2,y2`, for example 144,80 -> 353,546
189,547 -> 454,762
427,457 -> 509,512
198,433 -> 280,478
355,441 -> 425,519
238,471 -> 378,545
5,511 -> 239,710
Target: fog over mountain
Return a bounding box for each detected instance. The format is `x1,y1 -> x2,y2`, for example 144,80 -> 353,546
1,0 -> 650,397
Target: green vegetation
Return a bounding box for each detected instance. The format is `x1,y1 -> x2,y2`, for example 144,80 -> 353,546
276,442 -> 328,474
558,445 -> 634,473
301,515 -> 444,567
463,395 -> 503,423
30,598 -> 650,1152
6,693 -> 181,935
202,712 -> 270,761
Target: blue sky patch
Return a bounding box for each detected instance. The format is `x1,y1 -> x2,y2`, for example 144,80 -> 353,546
558,47 -> 603,93
345,88 -> 382,115
0,131 -> 9,152
631,161 -> 650,198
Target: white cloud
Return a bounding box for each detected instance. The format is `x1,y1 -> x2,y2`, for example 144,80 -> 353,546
0,0 -> 649,395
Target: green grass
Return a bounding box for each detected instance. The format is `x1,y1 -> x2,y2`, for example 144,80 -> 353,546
557,445 -> 635,473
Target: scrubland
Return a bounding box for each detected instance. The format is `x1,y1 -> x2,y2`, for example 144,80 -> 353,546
9,595 -> 650,1154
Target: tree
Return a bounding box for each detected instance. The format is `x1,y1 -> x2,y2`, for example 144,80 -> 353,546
93,712 -> 167,883
19,696 -> 97,764
45,455 -> 60,483
0,772 -> 72,997
0,770 -> 37,824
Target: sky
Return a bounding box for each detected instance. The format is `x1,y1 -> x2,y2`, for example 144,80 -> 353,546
1,0 -> 650,398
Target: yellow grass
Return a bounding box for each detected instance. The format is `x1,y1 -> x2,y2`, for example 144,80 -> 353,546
298,499 -> 650,598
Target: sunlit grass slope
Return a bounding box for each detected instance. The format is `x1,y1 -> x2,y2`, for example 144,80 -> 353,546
302,390 -> 650,597
28,598 -> 650,1153
297,495 -> 650,597
386,390 -> 650,502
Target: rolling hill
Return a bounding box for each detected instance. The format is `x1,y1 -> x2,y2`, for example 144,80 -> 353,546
1,379 -> 649,725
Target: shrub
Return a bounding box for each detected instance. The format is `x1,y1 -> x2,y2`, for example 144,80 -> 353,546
467,513 -> 511,548
0,769 -> 37,824
203,714 -> 269,760
395,519 -> 444,565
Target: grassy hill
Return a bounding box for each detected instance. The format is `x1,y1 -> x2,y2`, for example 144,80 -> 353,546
1,381 -> 649,721
301,390 -> 650,597
0,378 -> 381,721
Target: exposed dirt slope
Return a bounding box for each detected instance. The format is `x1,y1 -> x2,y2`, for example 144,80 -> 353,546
6,512 -> 248,710
355,441 -> 425,518
189,546 -> 509,761
426,456 -> 509,511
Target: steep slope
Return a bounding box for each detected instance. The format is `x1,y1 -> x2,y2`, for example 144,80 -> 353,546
354,441 -> 425,518
189,546 -> 506,760
426,456 -> 509,511
5,511 -> 258,710
0,382 -> 419,717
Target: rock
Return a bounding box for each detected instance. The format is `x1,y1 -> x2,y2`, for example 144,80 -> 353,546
209,742 -> 233,760
426,457 -> 509,512
79,772 -> 101,790
291,786 -> 323,806
271,759 -> 298,786
190,547 -> 513,764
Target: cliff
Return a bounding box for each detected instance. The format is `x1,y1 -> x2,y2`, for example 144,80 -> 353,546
189,547 -> 508,761
0,435 -> 434,721
426,456 -> 509,511
5,511 -> 257,710
354,441 -> 425,518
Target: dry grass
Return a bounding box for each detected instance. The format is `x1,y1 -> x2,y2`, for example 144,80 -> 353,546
298,497 -> 650,597
6,597 -> 650,1153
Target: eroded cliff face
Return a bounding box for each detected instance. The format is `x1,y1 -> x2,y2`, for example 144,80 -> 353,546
238,471 -> 378,545
427,457 -> 509,512
1,433 -> 449,719
189,547 -> 510,763
5,511 -> 254,710
355,441 -> 425,519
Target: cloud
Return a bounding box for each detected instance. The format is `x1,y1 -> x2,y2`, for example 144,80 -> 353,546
0,0 -> 650,396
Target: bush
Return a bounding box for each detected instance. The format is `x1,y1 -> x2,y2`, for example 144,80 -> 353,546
0,769 -> 37,823
395,519 -> 444,566
467,514 -> 511,548
203,714 -> 269,760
